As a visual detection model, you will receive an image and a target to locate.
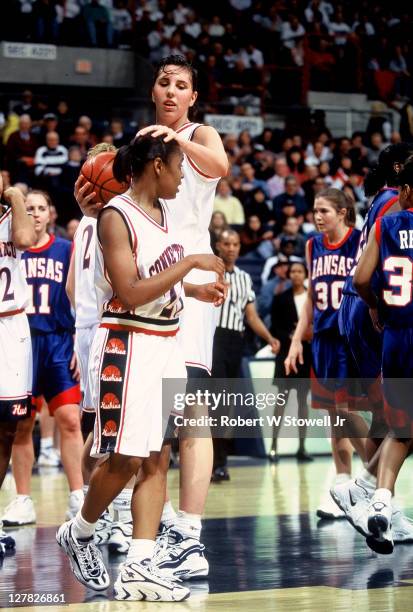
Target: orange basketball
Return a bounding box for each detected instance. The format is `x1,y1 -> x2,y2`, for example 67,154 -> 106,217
80,151 -> 128,205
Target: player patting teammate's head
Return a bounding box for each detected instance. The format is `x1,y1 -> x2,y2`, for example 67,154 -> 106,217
364,142 -> 413,196
113,134 -> 183,200
314,188 -> 356,233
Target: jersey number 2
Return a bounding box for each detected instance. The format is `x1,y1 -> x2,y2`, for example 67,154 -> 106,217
0,267 -> 14,302
82,225 -> 93,270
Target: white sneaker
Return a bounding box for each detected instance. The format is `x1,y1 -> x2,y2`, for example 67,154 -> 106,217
114,560 -> 190,602
57,519 -> 110,591
366,491 -> 394,555
94,509 -> 112,546
65,490 -> 84,521
392,508 -> 413,544
154,529 -> 209,580
0,521 -> 15,552
330,478 -> 373,536
1,496 -> 36,526
37,447 -> 61,467
317,492 -> 345,520
108,521 -> 132,554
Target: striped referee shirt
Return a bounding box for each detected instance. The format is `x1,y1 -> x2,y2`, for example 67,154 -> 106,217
218,266 -> 256,332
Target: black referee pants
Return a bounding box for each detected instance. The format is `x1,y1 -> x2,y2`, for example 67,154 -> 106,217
211,328 -> 244,469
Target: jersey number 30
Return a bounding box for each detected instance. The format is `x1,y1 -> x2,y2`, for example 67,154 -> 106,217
314,280 -> 344,310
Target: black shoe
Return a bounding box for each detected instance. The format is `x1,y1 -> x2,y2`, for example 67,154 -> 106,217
296,450 -> 313,463
268,449 -> 279,463
211,467 -> 230,482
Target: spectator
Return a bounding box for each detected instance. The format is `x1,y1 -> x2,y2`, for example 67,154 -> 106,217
34,131 -> 68,198
272,175 -> 308,219
209,211 -> 229,254
305,140 -> 330,166
213,178 -> 245,225
83,0 -> 113,47
266,158 -> 289,199
56,100 -> 75,143
184,11 -> 201,40
258,254 -> 291,324
78,115 -> 98,147
66,218 -> 80,241
274,216 -> 307,257
5,114 -> 38,183
239,215 -> 272,256
173,3 -> 189,26
239,43 -> 264,68
329,7 -> 351,47
39,112 -> 59,144
48,204 -> 68,238
13,90 -> 35,118
33,0 -> 58,43
240,162 -> 269,196
286,146 -> 307,182
209,16 -> 225,38
367,132 -> 386,166
58,146 -> 83,220
244,187 -> 274,226
389,45 -> 411,99
69,126 -> 91,159
111,0 -> 132,47
109,118 -> 129,147
281,14 -> 305,51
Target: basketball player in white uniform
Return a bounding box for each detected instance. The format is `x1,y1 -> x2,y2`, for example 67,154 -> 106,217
57,134 -> 225,600
0,181 -> 35,554
74,55 -> 228,577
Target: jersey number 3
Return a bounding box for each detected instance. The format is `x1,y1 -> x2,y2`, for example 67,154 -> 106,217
383,256 -> 413,306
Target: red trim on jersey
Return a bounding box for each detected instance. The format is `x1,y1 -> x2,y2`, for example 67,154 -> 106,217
118,195 -> 168,233
0,392 -> 28,400
115,331 -> 133,453
0,308 -> 24,318
99,323 -> 178,337
176,122 -> 193,133
42,385 -> 81,415
96,328 -> 109,454
28,234 -> 55,253
323,227 -> 353,250
186,155 -> 214,179
185,361 -> 211,375
0,206 -> 12,225
375,218 -> 382,245
120,207 -> 138,252
377,195 -> 399,218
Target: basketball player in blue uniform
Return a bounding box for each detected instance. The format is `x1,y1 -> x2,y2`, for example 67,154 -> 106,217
354,154 -> 413,554
285,188 -> 370,517
2,191 -> 83,527
331,144 -> 413,543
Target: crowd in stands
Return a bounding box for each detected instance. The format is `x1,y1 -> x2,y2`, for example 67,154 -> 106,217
2,85 -> 411,348
4,1 -> 413,104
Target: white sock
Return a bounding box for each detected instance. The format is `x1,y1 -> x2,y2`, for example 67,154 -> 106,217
72,511 -> 96,540
334,473 -> 351,486
373,488 -> 392,505
161,501 -> 177,528
126,539 -> 155,564
357,469 -> 377,489
174,510 -> 202,540
70,489 -> 84,500
16,494 -> 30,502
40,437 -> 53,452
113,488 -> 132,523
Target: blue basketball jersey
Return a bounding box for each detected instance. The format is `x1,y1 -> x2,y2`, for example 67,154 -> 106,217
343,188 -> 399,296
310,227 -> 360,333
21,235 -> 74,332
376,209 -> 413,328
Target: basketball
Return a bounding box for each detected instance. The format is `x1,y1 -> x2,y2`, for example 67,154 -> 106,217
80,151 -> 128,205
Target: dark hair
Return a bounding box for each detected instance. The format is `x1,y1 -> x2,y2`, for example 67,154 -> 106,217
288,260 -> 308,279
27,189 -> 52,207
153,54 -> 198,91
364,142 -> 412,196
113,134 -> 180,183
315,187 -> 356,227
286,146 -> 305,173
397,154 -> 413,188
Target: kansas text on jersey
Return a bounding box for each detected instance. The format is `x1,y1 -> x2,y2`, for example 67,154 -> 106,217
309,227 -> 360,332
95,194 -> 185,336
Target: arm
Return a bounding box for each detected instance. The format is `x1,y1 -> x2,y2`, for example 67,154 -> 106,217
184,280 -> 227,306
66,248 -> 75,309
353,225 -> 380,309
138,124 -> 229,178
245,301 -> 280,353
99,208 -> 224,310
3,187 -> 36,250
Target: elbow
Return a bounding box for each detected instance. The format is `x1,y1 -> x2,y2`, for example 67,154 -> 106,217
220,159 -> 230,177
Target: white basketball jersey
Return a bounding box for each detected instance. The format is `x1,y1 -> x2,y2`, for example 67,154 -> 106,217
162,122 -> 220,284
0,207 -> 29,314
95,194 -> 185,336
74,216 -> 99,329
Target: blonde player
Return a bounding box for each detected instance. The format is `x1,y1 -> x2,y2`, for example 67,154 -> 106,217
0,178 -> 35,553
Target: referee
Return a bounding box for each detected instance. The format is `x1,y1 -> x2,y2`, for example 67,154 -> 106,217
211,229 -> 280,482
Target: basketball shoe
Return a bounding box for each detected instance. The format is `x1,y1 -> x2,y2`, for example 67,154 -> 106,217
56,519 -> 110,590
94,509 -> 112,546
37,447 -> 61,467
114,560 -> 190,602
366,489 -> 393,555
65,490 -> 84,520
1,496 -> 36,526
108,520 -> 132,554
316,471 -> 347,520
330,477 -> 373,536
391,504 -> 413,545
0,521 -> 15,552
154,528 -> 209,580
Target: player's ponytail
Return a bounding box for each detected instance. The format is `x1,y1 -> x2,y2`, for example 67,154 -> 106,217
364,142 -> 413,196
316,187 -> 356,227
397,155 -> 413,190
113,135 -> 180,184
